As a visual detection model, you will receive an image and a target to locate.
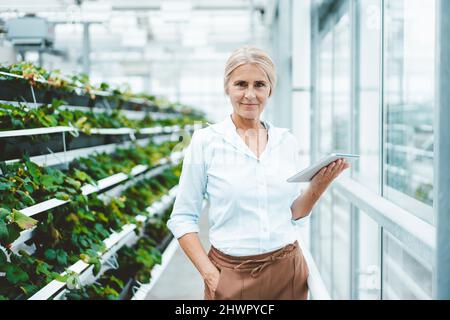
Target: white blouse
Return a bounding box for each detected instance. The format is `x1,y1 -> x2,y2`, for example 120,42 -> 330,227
167,114 -> 310,256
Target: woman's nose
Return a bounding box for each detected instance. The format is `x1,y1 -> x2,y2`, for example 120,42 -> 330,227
244,87 -> 256,99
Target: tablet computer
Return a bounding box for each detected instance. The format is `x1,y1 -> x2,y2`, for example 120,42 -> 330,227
287,153 -> 360,183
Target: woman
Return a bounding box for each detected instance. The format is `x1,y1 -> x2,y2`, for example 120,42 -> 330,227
167,45 -> 349,300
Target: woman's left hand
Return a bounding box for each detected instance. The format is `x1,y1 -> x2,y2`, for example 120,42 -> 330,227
309,159 -> 350,197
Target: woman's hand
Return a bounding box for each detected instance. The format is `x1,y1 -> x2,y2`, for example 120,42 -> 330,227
309,159 -> 350,197
203,266 -> 221,296
291,159 -> 350,221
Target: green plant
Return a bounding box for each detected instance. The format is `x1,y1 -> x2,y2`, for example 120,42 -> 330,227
0,249 -> 68,299
65,273 -> 125,300
115,237 -> 162,284
1,62 -> 209,118
0,156 -> 88,247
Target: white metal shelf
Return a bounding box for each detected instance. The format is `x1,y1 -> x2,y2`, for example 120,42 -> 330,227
5,137 -> 152,167
0,70 -> 47,84
0,101 -> 186,121
0,124 -> 190,138
8,227 -> 36,255
58,105 -> 182,121
19,198 -> 69,218
0,126 -> 77,138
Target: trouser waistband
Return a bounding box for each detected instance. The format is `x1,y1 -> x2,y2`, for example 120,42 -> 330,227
208,241 -> 299,278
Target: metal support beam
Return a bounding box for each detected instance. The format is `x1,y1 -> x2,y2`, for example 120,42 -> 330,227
435,0 -> 450,300
310,0 -> 320,266
270,0 -> 292,128
249,0 -> 255,43
82,22 -> 90,75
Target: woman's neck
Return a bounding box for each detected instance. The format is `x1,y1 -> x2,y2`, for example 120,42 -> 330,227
231,113 -> 264,131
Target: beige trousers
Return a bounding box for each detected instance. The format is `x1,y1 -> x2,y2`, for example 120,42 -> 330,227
204,241 -> 309,300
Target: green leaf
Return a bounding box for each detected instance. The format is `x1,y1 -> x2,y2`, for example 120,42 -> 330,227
92,260 -> 102,276
43,115 -> 58,127
5,264 -> 29,285
74,116 -> 88,128
56,250 -> 68,265
23,157 -> 41,182
79,238 -> 89,248
0,249 -> 7,264
44,248 -> 57,260
11,118 -> 23,128
109,275 -> 124,288
20,284 -> 38,296
12,209 -> 38,230
23,183 -> 34,194
55,192 -> 70,201
0,220 -> 8,241
36,261 -> 52,276
73,169 -> 90,183
16,190 -> 35,206
65,177 -> 81,190
54,273 -> 69,283
0,208 -> 10,219
4,223 -> 21,245
0,181 -> 13,191
40,174 -> 57,188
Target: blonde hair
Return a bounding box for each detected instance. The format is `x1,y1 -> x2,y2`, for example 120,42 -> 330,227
224,45 -> 277,97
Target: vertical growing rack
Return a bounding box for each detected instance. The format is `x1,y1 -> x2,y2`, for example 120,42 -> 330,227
0,64 -> 207,300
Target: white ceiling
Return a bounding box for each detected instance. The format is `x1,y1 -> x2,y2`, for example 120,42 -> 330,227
0,0 -> 273,60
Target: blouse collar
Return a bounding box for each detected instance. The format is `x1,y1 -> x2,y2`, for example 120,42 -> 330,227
209,114 -> 290,160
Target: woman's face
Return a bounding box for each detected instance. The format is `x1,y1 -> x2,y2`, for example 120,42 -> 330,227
226,63 -> 271,121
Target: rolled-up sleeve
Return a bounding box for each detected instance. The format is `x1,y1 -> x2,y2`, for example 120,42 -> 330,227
167,130 -> 207,239
291,213 -> 311,227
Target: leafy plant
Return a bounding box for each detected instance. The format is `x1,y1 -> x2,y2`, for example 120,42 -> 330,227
0,99 -> 205,136
0,157 -> 89,247
65,273 -> 125,300
0,250 -> 68,299
62,165 -> 180,300
1,62 -> 208,117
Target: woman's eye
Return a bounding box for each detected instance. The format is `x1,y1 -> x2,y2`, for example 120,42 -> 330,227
256,82 -> 266,88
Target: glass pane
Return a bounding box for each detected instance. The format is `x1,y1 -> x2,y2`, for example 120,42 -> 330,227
382,231 -> 433,299
333,13 -> 351,154
356,211 -> 381,299
354,0 -> 381,193
319,32 -> 333,156
332,190 -> 351,299
292,91 -> 311,168
384,0 -> 435,221
317,191 -> 333,290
